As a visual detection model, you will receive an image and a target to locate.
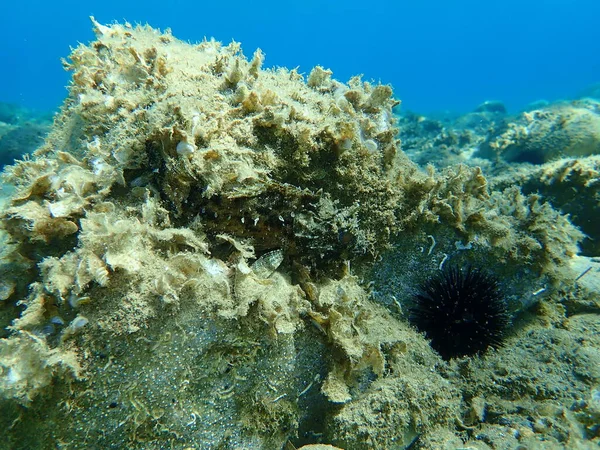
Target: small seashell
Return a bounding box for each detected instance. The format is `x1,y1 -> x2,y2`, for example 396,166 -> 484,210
70,316 -> 89,330
62,315 -> 90,341
68,293 -> 80,308
363,139 -> 378,152
176,141 -> 196,157
251,250 -> 284,279
73,296 -> 91,308
50,315 -> 65,326
340,138 -> 353,150
202,259 -> 228,277
93,265 -> 109,287
237,260 -> 253,275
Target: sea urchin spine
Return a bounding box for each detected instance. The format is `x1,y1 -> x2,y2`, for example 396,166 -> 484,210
409,266 -> 510,360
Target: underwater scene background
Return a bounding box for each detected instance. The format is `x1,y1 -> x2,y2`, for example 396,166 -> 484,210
0,1 -> 599,449
1,0 -> 600,113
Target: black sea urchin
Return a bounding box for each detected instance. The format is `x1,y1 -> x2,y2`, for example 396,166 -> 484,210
409,266 -> 510,360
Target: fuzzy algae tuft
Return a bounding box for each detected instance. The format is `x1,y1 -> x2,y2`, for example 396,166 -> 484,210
0,18 -> 596,450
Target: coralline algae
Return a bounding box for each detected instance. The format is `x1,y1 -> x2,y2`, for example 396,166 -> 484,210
0,18 -> 597,450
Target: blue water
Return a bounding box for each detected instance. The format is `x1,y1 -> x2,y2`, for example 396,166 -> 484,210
1,0 -> 598,114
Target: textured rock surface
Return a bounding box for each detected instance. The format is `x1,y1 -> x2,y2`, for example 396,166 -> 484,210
478,100 -> 600,164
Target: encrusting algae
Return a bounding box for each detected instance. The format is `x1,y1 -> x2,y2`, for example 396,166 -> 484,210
0,18 -> 598,450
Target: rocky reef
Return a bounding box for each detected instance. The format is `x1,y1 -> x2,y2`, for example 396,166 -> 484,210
0,19 -> 598,449
399,98 -> 600,257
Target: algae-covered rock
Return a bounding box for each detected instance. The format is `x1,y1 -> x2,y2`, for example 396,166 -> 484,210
491,155 -> 600,256
478,100 -> 600,164
0,331 -> 80,403
0,18 -> 591,450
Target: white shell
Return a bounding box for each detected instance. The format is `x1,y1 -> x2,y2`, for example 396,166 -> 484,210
363,139 -> 378,152
176,141 -> 196,156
